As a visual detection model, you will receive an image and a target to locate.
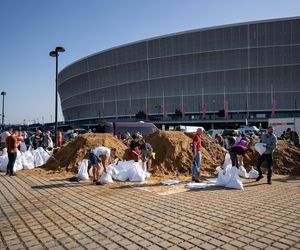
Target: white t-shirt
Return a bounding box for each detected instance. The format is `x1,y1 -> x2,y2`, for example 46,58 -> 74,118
1,131 -> 11,143
92,147 -> 110,158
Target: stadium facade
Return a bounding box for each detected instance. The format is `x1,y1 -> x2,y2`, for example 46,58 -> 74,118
58,17 -> 300,126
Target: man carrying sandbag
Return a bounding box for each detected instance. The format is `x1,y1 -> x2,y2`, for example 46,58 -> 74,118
256,126 -> 277,185
89,146 -> 112,185
228,138 -> 253,168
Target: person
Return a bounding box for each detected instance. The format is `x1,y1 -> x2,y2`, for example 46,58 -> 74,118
32,129 -> 44,149
139,140 -> 153,172
5,131 -> 18,176
286,128 -> 299,147
1,128 -> 13,149
128,133 -> 142,160
57,129 -> 63,147
256,126 -> 277,185
228,139 -> 253,168
192,127 -> 204,182
89,146 -> 113,185
215,133 -> 224,147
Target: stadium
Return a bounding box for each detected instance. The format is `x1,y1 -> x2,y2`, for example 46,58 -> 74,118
58,17 -> 300,128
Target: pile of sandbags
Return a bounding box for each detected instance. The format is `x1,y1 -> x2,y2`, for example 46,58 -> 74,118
0,147 -> 52,173
86,160 -> 151,184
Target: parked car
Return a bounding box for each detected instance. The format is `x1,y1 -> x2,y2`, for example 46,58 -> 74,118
96,121 -> 158,138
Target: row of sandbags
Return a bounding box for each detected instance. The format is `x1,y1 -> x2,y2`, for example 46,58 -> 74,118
0,147 -> 52,172
76,159 -> 151,184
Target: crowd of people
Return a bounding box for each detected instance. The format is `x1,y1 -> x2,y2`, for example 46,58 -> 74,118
1,124 -> 298,185
192,126 -> 278,185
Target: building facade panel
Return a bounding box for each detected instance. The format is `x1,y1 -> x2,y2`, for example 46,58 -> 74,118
58,17 -> 300,122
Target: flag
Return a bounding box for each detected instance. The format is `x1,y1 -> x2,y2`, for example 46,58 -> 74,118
245,102 -> 249,119
201,102 -> 208,119
224,101 -> 229,119
271,99 -> 276,117
182,104 -> 185,119
163,103 -> 168,120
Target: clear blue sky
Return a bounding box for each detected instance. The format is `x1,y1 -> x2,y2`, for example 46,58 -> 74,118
0,0 -> 299,124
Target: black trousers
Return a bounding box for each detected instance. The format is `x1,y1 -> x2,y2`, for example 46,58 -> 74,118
7,152 -> 17,175
256,153 -> 273,180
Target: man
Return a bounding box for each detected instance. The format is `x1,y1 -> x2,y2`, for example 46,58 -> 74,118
89,146 -> 115,185
192,127 -> 204,182
1,128 -> 13,149
139,139 -> 153,172
256,126 -> 277,184
286,128 -> 299,147
5,131 -> 18,176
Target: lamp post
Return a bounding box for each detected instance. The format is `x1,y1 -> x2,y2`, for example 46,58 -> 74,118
1,92 -> 6,130
49,46 -> 65,146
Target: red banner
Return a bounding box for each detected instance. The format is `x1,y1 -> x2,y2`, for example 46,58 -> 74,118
271,99 -> 276,117
224,101 -> 229,119
201,102 -> 208,119
163,104 -> 168,120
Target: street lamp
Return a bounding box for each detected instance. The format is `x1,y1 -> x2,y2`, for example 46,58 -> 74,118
1,92 -> 6,130
49,46 -> 65,146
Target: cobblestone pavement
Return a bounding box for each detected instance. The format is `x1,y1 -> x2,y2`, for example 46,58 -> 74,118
0,173 -> 299,250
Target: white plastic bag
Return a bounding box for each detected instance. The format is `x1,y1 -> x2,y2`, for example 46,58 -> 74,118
99,169 -> 113,184
248,167 -> 259,179
77,159 -> 89,180
0,151 -> 8,172
225,167 -> 244,190
238,166 -> 248,178
186,182 -> 208,189
112,161 -> 131,181
14,151 -> 24,171
255,143 -> 266,155
215,166 -> 227,186
161,180 -> 180,185
128,162 -> 145,182
223,153 -> 232,168
32,149 -> 45,167
89,166 -> 94,177
22,151 -> 35,170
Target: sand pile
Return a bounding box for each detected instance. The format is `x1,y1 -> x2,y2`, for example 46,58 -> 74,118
146,130 -> 226,176
39,130 -> 300,177
41,133 -> 127,173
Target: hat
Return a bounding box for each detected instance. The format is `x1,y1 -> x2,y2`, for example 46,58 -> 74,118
268,125 -> 274,129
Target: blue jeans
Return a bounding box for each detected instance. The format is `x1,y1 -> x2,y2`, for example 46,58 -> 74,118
192,151 -> 201,181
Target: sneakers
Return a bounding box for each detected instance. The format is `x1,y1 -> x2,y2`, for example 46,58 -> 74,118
194,180 -> 200,183
256,175 -> 264,182
267,179 -> 272,185
96,181 -> 102,185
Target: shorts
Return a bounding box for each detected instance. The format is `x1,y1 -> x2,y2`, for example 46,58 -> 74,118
89,152 -> 101,165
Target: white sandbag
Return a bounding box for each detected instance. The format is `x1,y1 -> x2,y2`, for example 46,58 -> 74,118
14,151 -> 24,171
161,180 -> 180,185
215,166 -> 227,186
22,151 -> 35,170
20,142 -> 27,152
32,149 -> 45,167
77,159 -> 89,180
206,178 -> 218,183
255,143 -> 266,155
0,153 -> 8,172
186,183 -> 208,189
112,161 -> 132,181
223,153 -> 232,168
89,166 -> 93,177
128,162 -> 145,182
248,167 -> 259,179
225,167 -> 244,190
238,166 -> 248,178
39,148 -> 51,163
99,168 -> 113,184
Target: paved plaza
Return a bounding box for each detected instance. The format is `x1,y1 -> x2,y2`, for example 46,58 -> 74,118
0,173 -> 299,250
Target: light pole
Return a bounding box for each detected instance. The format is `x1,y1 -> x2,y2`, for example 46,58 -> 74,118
1,92 -> 6,130
49,46 -> 65,146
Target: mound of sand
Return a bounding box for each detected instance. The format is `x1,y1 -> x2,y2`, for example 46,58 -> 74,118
146,130 -> 226,176
41,133 -> 127,173
38,131 -> 300,177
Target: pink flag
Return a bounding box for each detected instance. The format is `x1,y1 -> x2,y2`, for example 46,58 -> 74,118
224,101 -> 229,119
201,102 -> 208,119
163,104 -> 168,120
271,99 -> 276,117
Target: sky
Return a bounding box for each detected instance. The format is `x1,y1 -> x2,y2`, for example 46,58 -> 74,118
0,0 -> 299,125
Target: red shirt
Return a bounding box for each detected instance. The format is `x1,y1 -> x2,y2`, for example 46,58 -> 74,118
193,134 -> 201,152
